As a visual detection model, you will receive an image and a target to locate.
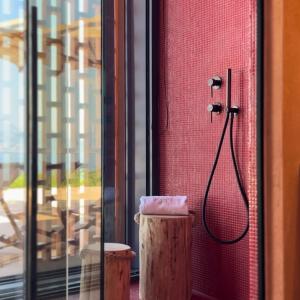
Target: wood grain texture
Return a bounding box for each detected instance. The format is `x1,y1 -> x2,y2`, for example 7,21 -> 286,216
80,243 -> 135,300
105,247 -> 135,300
137,214 -> 193,300
265,0 -> 300,299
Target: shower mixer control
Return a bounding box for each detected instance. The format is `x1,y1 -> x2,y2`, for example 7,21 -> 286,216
207,103 -> 222,123
208,76 -> 222,97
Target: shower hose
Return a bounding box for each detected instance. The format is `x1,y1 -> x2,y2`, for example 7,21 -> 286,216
202,110 -> 249,244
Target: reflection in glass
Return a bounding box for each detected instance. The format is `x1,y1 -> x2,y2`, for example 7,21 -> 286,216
0,1 -> 26,298
0,0 -> 103,298
32,0 -> 102,299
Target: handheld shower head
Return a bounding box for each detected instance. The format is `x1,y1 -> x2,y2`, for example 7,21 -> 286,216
226,68 -> 232,110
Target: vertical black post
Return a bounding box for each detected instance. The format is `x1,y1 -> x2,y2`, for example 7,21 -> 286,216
146,0 -> 151,196
26,5 -> 38,300
102,0 -> 115,242
257,0 -> 265,299
101,0 -> 115,297
125,0 -> 135,243
100,0 -> 104,297
150,0 -> 161,195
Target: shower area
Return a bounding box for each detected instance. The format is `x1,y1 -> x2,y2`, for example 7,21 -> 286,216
0,0 -> 263,299
155,0 -> 260,299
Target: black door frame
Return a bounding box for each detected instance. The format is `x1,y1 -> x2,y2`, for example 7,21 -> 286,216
25,3 -> 38,299
257,1 -> 265,299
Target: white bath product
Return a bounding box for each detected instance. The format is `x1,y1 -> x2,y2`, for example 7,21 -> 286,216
139,196 -> 188,215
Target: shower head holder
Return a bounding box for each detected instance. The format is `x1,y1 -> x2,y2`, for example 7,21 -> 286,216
227,105 -> 240,116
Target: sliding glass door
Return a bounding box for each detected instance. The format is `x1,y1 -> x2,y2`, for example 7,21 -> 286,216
0,0 -> 103,299
0,0 -> 26,298
28,0 -> 103,299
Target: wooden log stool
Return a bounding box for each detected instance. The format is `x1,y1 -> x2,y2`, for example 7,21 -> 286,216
135,212 -> 195,300
80,242 -> 135,300
104,243 -> 135,300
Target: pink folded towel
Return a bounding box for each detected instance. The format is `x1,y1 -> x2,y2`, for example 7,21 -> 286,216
139,196 -> 188,215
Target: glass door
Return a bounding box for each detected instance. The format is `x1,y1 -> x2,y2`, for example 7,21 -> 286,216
0,1 -> 27,299
28,0 -> 103,299
0,0 -> 105,298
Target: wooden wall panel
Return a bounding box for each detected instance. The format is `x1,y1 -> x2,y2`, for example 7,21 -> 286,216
265,0 -> 300,298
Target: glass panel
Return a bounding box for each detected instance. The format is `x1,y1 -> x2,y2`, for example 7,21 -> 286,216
31,0 -> 103,299
0,1 -> 26,298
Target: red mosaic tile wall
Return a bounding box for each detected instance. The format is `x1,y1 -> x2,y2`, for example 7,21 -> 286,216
158,1 -> 258,299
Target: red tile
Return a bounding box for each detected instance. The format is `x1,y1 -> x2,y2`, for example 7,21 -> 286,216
157,0 -> 258,299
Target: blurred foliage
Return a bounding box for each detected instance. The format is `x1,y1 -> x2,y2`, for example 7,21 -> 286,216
9,170 -> 101,188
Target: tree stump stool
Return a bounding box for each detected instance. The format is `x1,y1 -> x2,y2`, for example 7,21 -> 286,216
135,212 -> 195,300
104,243 -> 135,300
80,242 -> 135,300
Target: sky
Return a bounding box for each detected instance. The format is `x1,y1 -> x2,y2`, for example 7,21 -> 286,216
0,0 -> 25,164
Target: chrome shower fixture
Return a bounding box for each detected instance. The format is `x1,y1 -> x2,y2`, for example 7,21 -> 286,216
207,75 -> 223,123
208,76 -> 222,98
207,103 -> 222,123
207,69 -> 241,123
203,68 -> 249,244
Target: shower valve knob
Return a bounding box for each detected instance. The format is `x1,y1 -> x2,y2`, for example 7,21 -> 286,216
207,103 -> 222,123
208,76 -> 222,97
207,103 -> 222,113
